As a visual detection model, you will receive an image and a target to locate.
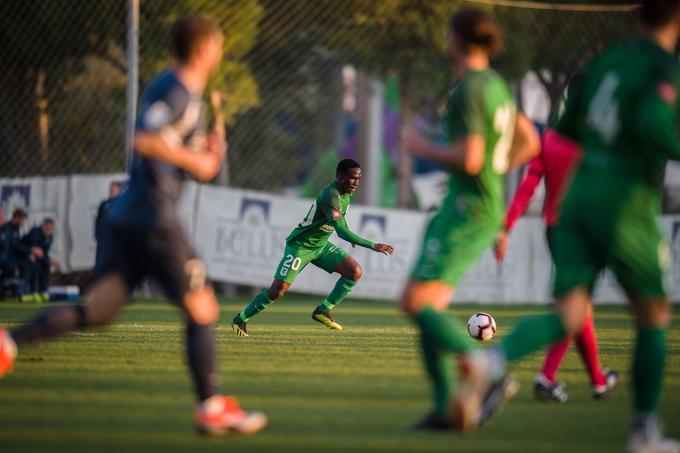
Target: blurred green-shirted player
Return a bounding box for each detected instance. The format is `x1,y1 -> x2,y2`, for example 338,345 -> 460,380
231,159 -> 394,336
464,2 -> 680,451
400,8 -> 539,431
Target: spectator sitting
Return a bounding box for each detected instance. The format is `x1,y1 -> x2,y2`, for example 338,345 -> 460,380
95,180 -> 123,260
23,218 -> 59,302
0,209 -> 41,301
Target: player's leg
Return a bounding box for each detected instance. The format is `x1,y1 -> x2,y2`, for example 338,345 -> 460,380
38,259 -> 50,300
575,306 -> 618,399
606,205 -> 677,452
232,279 -> 291,336
311,244 -> 357,330
24,260 -> 37,300
150,226 -> 267,435
535,337 -> 571,403
626,295 -> 675,452
231,245 -> 311,335
452,210 -> 598,432
0,272 -> 129,378
535,225 -> 616,401
17,259 -> 35,302
535,301 -> 616,402
534,226 -> 572,402
401,279 -> 470,428
405,216 -> 505,429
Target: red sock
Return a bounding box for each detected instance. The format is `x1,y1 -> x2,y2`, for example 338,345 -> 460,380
541,336 -> 571,383
575,314 -> 606,387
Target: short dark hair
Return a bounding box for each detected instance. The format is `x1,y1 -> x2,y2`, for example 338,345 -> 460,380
640,0 -> 680,28
12,209 -> 27,220
449,7 -> 504,57
171,16 -> 222,63
336,159 -> 361,176
43,218 -> 55,226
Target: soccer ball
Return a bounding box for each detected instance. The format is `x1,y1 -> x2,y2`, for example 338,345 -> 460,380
467,312 -> 496,341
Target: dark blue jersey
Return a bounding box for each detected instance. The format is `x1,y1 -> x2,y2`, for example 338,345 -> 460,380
94,197 -> 115,242
22,226 -> 52,262
111,70 -> 206,227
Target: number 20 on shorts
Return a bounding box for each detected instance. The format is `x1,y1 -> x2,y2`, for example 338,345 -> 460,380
280,254 -> 302,277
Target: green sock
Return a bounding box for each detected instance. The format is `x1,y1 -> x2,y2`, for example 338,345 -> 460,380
317,277 -> 356,312
501,313 -> 567,362
414,307 -> 477,354
420,330 -> 452,418
633,326 -> 666,413
237,290 -> 274,322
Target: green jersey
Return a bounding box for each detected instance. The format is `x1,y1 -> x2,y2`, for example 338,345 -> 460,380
286,182 -> 373,250
443,68 -> 517,223
551,37 -> 680,300
411,69 -> 516,286
557,37 -> 680,189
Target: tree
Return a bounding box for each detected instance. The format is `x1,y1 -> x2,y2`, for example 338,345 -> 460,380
0,0 -> 261,176
494,4 -> 636,122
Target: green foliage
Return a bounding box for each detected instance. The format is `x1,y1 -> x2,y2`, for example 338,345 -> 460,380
0,0 -> 262,176
0,0 -> 640,183
493,5 -> 635,119
139,0 -> 263,124
335,0 -> 458,98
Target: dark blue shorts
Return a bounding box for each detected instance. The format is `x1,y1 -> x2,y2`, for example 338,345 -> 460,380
91,217 -> 199,304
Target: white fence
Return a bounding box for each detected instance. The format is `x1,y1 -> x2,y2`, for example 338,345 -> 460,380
3,174 -> 680,304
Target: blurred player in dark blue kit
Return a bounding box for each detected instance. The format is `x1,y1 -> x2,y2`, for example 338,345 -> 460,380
0,16 -> 267,435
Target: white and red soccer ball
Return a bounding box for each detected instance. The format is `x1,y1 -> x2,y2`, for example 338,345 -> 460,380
467,312 -> 496,341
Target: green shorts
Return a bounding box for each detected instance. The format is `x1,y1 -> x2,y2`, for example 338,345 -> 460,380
552,170 -> 668,301
274,242 -> 349,284
412,209 -> 499,287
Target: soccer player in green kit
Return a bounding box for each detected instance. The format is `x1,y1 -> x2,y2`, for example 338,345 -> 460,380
231,159 -> 395,336
400,8 -> 540,431
461,1 -> 680,451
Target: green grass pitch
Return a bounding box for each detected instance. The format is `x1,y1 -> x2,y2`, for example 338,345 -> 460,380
0,296 -> 678,452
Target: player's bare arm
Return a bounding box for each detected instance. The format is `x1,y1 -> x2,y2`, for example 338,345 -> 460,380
134,131 -> 222,182
403,127 -> 485,175
507,113 -> 540,171
208,90 -> 229,158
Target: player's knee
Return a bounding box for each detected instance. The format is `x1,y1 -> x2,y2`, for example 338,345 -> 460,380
556,289 -> 590,335
349,264 -> 362,282
268,284 -> 287,301
184,287 -> 220,325
637,299 -> 672,328
559,303 -> 588,335
399,283 -> 422,316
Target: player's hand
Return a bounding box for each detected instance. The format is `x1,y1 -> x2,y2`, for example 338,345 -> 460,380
373,243 -> 395,256
494,231 -> 508,262
31,247 -> 44,259
206,131 -> 228,158
51,259 -> 61,272
402,126 -> 430,157
191,152 -> 222,182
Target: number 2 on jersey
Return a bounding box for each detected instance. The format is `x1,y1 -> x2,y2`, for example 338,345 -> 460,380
492,103 -> 516,174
